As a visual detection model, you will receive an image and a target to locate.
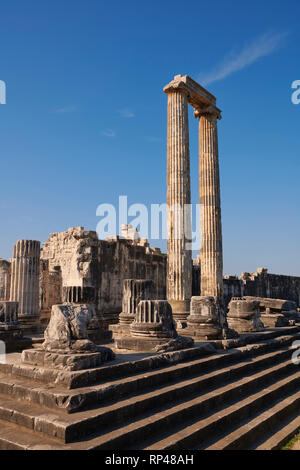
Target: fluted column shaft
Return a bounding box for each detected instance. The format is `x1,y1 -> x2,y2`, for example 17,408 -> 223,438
165,87 -> 192,321
119,279 -> 154,325
10,240 -> 40,317
196,109 -> 223,299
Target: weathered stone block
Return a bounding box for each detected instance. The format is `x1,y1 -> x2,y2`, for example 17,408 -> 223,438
260,313 -> 290,328
186,296 -> 222,340
21,303 -> 115,371
131,300 -> 177,339
21,349 -> 108,371
244,296 -> 297,315
227,298 -> 264,333
118,279 -> 155,329
42,303 -> 100,352
115,300 -> 193,352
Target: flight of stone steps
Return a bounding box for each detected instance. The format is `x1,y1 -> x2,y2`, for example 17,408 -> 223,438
0,326 -> 299,450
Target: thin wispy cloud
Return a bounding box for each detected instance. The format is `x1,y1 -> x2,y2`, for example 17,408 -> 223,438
199,31 -> 288,86
117,107 -> 135,118
54,105 -> 77,114
101,129 -> 116,138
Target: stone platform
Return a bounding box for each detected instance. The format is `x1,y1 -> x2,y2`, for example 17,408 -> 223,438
0,325 -> 298,450
114,335 -> 193,353
22,348 -> 113,372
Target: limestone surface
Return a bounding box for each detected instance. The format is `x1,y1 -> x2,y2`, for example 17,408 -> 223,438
164,80 -> 192,323
116,300 -> 194,352
119,279 -> 155,327
0,259 -> 11,301
227,298 -> 264,333
22,303 -> 115,371
41,226 -> 166,326
42,303 -> 101,352
186,296 -> 223,340
10,240 -> 40,332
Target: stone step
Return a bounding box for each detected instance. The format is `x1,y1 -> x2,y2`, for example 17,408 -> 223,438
0,418 -> 66,450
203,391 -> 300,450
143,371 -> 300,450
0,327 -> 298,391
0,346 -> 295,444
253,413 -> 300,450
0,334 -> 297,414
76,359 -> 299,449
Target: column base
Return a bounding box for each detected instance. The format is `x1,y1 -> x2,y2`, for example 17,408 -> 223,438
186,296 -> 223,340
182,325 -> 222,340
115,335 -> 194,353
227,298 -> 264,334
22,346 -> 115,372
109,312 -> 135,338
168,300 -> 190,329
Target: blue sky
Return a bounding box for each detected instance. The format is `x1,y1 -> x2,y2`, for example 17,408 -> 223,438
0,0 -> 299,276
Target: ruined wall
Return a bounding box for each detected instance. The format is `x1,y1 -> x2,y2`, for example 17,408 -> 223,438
0,259 -> 11,301
98,237 -> 166,323
192,266 -> 300,309
223,276 -> 244,306
40,260 -> 62,314
40,227 -> 167,325
240,268 -> 300,306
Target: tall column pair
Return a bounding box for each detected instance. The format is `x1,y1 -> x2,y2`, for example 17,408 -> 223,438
164,76 -> 225,338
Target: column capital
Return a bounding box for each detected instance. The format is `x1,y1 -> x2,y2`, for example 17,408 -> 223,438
194,105 -> 222,121
163,80 -> 190,98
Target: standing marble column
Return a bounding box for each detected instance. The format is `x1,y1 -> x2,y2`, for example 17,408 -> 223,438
186,106 -> 225,339
164,79 -> 192,326
0,259 -> 11,300
10,240 -> 40,331
195,106 -> 223,299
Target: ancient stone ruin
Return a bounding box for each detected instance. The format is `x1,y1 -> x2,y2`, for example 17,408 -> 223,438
227,298 -> 264,333
22,303 -> 115,373
0,74 -> 299,450
0,259 -> 10,301
164,75 -> 226,338
111,278 -> 155,336
115,299 -> 193,352
244,296 -> 300,327
10,240 -> 40,332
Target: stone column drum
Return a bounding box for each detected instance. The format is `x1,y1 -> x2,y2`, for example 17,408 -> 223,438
0,259 -> 11,301
130,300 -> 177,339
114,300 -> 177,351
187,296 -> 222,340
227,298 -> 264,333
10,240 -> 41,331
185,106 -> 225,339
164,78 -> 192,326
119,279 -> 155,327
195,106 -> 223,299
